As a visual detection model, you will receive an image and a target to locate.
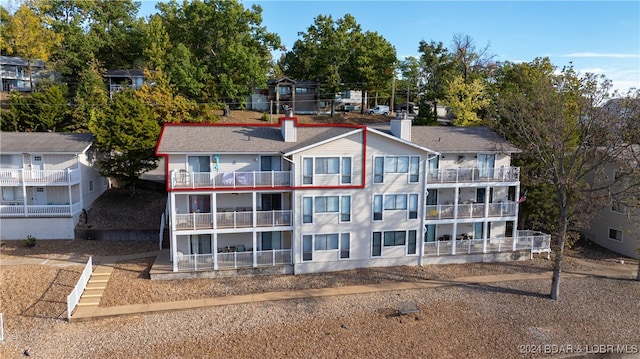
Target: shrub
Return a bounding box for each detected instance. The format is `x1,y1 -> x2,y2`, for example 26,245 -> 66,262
23,235 -> 36,248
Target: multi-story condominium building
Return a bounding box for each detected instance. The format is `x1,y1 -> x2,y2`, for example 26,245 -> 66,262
155,117 -> 550,276
0,132 -> 109,239
0,55 -> 46,92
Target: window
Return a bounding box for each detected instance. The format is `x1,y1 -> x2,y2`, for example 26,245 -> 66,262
384,231 -> 406,246
341,157 -> 352,184
374,157 -> 384,183
302,197 -> 312,223
261,232 -> 283,250
303,235 -> 313,261
190,234 -> 212,254
384,194 -> 407,210
477,154 -> 496,178
303,158 -> 313,184
374,156 -> 420,183
315,196 -> 339,213
315,157 -> 340,174
608,228 -> 623,242
385,156 -> 409,173
372,232 -> 382,257
188,156 -> 210,172
88,179 -> 94,192
341,196 -> 351,222
407,230 -> 417,254
373,195 -> 383,221
409,156 -> 420,182
408,194 -> 418,219
611,201 -> 627,214
314,234 -> 339,250
340,233 -> 350,259
278,86 -> 291,95
425,224 -> 436,242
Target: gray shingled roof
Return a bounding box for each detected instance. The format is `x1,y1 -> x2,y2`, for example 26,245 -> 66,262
368,124 -> 520,154
156,124 -> 359,154
0,132 -> 94,153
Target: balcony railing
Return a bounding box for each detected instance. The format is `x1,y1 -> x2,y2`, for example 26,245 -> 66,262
425,201 -> 516,220
169,170 -> 292,189
174,210 -> 292,230
175,249 -> 292,271
0,202 -> 82,217
426,167 -> 519,184
424,230 -> 550,257
0,168 -> 81,186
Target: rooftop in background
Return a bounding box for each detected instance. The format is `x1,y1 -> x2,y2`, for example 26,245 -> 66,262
0,132 -> 94,153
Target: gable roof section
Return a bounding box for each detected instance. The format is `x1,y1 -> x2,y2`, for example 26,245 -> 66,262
368,124 -> 520,154
0,132 -> 94,153
366,127 -> 439,155
156,121 -> 361,155
105,69 -> 145,78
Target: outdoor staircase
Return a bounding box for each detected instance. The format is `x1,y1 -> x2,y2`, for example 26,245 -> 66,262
161,227 -> 170,250
76,266 -> 113,308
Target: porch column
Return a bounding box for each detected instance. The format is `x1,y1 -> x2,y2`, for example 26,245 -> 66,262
171,192 -> 178,272
252,231 -> 258,267
213,233 -> 218,270
252,192 -> 257,227
451,186 -> 459,255
67,168 -> 73,215
212,193 -> 217,229
513,185 -> 520,251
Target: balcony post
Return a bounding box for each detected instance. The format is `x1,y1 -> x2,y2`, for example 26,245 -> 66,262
252,232 -> 257,267
213,233 -> 218,270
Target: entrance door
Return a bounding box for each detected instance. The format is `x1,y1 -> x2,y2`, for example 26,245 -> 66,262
261,193 -> 282,211
32,187 -> 46,205
31,155 -> 44,179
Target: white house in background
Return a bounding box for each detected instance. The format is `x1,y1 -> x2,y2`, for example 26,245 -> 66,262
0,132 -> 109,240
0,55 -> 46,92
155,116 -> 550,275
582,146 -> 639,259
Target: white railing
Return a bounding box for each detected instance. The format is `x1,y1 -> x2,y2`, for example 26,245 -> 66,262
169,170 -> 292,189
424,230 -> 550,257
426,166 -> 519,184
0,203 -> 80,217
425,201 -> 517,220
0,168 -> 81,186
176,249 -> 292,271
67,256 -> 93,320
174,210 -> 292,230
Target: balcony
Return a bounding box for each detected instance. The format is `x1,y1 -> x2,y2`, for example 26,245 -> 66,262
175,249 -> 292,271
425,201 -> 516,220
424,230 -> 551,257
0,202 -> 82,217
426,167 -> 519,184
174,209 -> 292,230
169,170 -> 292,190
0,168 -> 81,186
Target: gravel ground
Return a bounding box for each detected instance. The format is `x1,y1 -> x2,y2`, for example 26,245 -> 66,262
1,240 -> 639,359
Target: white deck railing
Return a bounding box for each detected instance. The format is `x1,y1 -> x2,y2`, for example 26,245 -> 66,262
425,201 -> 517,220
175,249 -> 292,271
424,230 -> 550,257
0,203 -> 81,217
169,170 -> 292,189
66,256 -> 93,320
174,210 -> 292,230
0,168 -> 81,186
426,167 -> 519,184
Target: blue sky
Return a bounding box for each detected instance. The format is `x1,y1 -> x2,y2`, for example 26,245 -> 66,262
137,0 -> 639,94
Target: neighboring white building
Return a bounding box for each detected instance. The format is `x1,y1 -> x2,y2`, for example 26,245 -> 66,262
582,148 -> 639,259
155,117 -> 550,275
0,132 -> 109,240
0,55 -> 46,92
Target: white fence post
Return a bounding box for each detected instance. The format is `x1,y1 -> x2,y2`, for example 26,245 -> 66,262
0,312 -> 4,342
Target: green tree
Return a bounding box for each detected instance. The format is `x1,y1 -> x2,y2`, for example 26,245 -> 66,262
416,40 -> 455,123
72,59 -> 108,132
89,90 -> 160,196
492,58 -> 639,300
445,74 -> 490,126
157,0 -> 280,111
5,84 -> 70,132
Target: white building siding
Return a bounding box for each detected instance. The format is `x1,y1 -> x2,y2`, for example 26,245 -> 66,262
1,217 -> 77,239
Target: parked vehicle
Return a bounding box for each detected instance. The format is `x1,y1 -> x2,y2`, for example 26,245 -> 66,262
394,102 -> 419,114
367,105 -> 390,115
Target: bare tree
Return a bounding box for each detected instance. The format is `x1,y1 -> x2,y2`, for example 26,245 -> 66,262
493,59 -> 640,299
